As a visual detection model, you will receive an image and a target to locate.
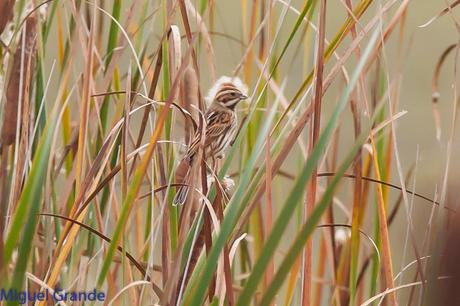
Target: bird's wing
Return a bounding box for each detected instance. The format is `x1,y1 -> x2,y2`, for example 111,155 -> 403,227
205,111 -> 233,141
185,111 -> 233,157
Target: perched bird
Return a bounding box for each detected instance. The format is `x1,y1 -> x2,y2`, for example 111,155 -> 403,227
173,76 -> 248,206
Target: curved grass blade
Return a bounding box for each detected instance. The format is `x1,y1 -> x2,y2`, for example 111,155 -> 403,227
105,0 -> 122,68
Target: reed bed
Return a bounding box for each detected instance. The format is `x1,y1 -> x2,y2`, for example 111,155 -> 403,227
0,0 -> 458,305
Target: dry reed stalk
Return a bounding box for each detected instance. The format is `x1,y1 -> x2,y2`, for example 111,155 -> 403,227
74,2 -> 96,198
174,67 -> 200,295
302,0 -> 327,305
179,6 -> 216,296
0,14 -> 37,247
120,68 -> 139,304
178,67 -> 208,286
156,37 -> 210,305
182,66 -> 199,143
314,129 -> 340,306
214,188 -> 235,306
181,0 -> 214,85
1,16 -> 37,146
168,25 -> 182,91
369,149 -> 397,306
10,29 -> 35,208
243,0 -> 259,82
313,235 -> 327,306
168,154 -> 203,305
0,0 -> 14,36
174,66 -> 198,203
200,159 -> 213,303
258,2 -> 274,302
336,236 -> 351,305
156,142 -> 170,286
344,0 -> 365,303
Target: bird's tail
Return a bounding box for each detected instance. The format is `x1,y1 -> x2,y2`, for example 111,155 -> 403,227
173,158 -> 192,206
173,184 -> 189,206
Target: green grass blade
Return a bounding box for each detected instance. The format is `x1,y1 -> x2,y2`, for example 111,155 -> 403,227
3,111 -> 58,283
105,0 -> 122,68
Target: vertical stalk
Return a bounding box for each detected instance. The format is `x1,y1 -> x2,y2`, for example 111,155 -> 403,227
302,0 -> 327,305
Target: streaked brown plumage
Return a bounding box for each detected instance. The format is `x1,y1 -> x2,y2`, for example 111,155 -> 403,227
173,77 -> 248,205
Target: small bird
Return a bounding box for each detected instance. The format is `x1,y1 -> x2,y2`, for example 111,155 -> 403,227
173,76 -> 248,205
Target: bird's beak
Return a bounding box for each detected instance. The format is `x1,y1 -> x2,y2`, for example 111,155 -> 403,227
240,93 -> 249,100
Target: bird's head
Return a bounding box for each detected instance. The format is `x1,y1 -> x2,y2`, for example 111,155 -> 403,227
206,76 -> 248,110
